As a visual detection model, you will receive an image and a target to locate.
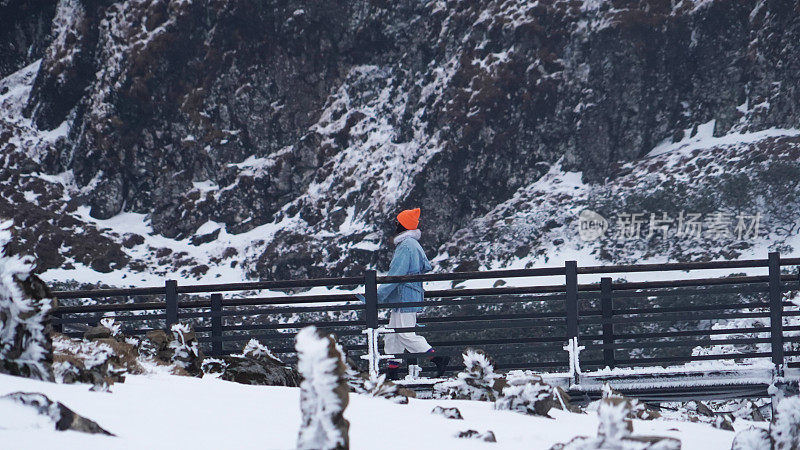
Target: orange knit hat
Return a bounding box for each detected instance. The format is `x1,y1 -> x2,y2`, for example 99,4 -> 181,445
397,208 -> 421,230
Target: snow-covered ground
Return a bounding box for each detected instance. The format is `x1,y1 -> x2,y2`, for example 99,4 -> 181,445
0,372 -> 743,449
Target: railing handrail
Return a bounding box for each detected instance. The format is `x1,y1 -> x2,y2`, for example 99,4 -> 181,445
52,254 -> 800,299
48,252 -> 798,386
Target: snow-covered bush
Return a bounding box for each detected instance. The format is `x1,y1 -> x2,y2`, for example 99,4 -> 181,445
731,395 -> 800,450
0,221 -> 53,381
552,398 -> 680,449
296,326 -> 349,450
361,372 -> 409,404
99,317 -> 121,337
771,396 -> 800,450
52,333 -> 139,390
168,323 -> 203,375
242,338 -> 282,364
495,377 -> 553,416
596,399 -> 633,440
592,384 -> 660,420
731,428 -> 771,450
434,348 -> 501,401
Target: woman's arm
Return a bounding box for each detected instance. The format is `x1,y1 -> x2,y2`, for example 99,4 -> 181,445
376,246 -> 411,303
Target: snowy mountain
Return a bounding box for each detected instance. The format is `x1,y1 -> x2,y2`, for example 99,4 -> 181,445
2,0 -> 800,287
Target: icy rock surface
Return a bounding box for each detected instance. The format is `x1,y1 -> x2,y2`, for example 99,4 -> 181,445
296,326 -> 349,450
0,391 -> 113,435
0,221 -> 53,381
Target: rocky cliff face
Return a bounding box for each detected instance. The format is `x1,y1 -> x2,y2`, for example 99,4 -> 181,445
2,0 -> 800,284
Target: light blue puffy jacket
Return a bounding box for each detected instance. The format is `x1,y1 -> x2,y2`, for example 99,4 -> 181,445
376,232 -> 433,313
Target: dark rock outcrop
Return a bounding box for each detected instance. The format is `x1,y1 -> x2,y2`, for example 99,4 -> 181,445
2,1 -> 800,281
0,1 -> 58,78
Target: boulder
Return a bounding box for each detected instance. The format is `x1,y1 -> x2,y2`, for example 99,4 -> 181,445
0,392 -> 113,435
83,325 -> 112,340
455,430 -> 496,442
432,406 -> 463,420
213,354 -> 298,387
200,339 -> 299,387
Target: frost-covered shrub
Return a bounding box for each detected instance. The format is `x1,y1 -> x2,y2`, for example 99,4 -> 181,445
551,397 -> 680,450
361,373 -> 409,404
596,398 -> 633,440
52,333 -> 139,390
434,348 -> 501,401
296,326 -> 349,450
731,428 -> 771,450
594,384 -> 660,420
771,396 -> 800,450
0,221 -> 53,381
169,323 -> 203,375
495,378 -> 553,416
731,396 -> 800,450
99,317 -> 121,337
242,338 -> 282,364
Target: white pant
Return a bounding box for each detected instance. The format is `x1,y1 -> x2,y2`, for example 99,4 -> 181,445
384,312 -> 432,358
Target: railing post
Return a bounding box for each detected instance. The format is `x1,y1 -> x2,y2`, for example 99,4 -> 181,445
600,277 -> 615,369
565,260 -> 579,341
565,260 -> 580,380
768,252 -> 785,375
51,296 -> 63,334
364,269 -> 380,377
364,270 -> 378,329
165,279 -> 178,329
211,293 -> 223,356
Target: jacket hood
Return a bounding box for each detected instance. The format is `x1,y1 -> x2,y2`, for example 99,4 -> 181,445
393,229 -> 421,246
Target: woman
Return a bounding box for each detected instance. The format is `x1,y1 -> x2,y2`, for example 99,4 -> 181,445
372,208 -> 448,380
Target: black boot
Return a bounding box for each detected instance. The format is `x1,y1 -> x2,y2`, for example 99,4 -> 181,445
431,355 -> 450,378
386,362 -> 401,381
